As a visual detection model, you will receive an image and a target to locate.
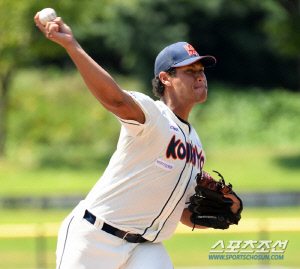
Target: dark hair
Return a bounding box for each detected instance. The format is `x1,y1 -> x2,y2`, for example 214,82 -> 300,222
152,67 -> 176,98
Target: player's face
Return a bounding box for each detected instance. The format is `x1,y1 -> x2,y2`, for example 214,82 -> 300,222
170,61 -> 207,104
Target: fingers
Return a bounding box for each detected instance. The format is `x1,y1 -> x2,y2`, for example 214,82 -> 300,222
34,12 -> 45,32
224,194 -> 240,214
34,12 -> 61,39
54,18 -> 73,35
224,194 -> 239,203
45,22 -> 60,38
53,17 -> 64,26
35,11 -> 72,36
34,11 -> 75,48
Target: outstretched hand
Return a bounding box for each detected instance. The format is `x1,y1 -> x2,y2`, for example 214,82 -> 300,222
34,12 -> 75,48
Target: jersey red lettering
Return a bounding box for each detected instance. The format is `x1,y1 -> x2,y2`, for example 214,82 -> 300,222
166,135 -> 205,170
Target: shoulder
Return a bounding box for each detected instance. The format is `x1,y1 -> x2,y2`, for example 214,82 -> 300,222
117,91 -> 163,137
127,91 -> 151,99
126,91 -> 163,114
127,91 -> 155,103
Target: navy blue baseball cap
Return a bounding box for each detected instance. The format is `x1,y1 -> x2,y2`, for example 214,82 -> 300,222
154,42 -> 216,77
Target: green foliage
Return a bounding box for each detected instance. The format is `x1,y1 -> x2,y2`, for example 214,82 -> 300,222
0,0 -> 33,69
0,0 -> 299,86
7,69 -> 300,166
84,0 -> 299,90
7,68 -> 132,168
260,0 -> 300,57
1,68 -> 299,197
93,0 -> 190,81
191,84 -> 300,148
1,0 -> 300,157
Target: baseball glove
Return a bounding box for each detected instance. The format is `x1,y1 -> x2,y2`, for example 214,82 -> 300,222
188,170 -> 243,230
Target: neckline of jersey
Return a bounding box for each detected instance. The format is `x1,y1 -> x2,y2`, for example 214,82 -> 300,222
175,115 -> 191,133
157,100 -> 192,133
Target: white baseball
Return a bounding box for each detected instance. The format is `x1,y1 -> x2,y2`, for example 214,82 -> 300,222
39,8 -> 57,26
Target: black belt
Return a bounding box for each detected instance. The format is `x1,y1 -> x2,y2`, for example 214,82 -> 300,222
83,210 -> 147,244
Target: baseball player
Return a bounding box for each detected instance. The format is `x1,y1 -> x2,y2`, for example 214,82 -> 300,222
34,12 -> 241,269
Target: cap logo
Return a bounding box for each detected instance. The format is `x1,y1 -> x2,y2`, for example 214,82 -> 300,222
184,44 -> 199,56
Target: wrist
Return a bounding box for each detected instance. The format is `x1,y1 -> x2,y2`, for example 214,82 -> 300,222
64,38 -> 81,53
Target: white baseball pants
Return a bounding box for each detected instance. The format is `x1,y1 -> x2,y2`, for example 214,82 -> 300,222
56,205 -> 174,269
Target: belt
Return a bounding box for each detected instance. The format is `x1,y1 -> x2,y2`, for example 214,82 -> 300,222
83,210 -> 148,244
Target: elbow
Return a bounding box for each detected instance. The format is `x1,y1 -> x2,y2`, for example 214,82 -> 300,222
98,97 -> 127,111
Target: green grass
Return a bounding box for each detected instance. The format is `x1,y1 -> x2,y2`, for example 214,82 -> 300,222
0,207 -> 299,268
1,145 -> 300,197
1,68 -> 300,268
204,146 -> 300,192
0,237 -> 57,269
165,231 -> 300,268
0,231 -> 298,268
1,206 -> 299,225
0,208 -> 70,225
0,162 -> 101,197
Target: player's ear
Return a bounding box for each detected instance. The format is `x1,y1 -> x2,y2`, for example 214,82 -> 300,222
159,72 -> 172,87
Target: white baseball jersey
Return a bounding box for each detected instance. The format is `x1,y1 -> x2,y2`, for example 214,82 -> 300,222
84,91 -> 205,243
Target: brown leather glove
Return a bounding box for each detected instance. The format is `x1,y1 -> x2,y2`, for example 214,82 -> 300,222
188,170 -> 243,230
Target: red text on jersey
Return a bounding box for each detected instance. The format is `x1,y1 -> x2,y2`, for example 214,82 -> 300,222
166,135 -> 204,170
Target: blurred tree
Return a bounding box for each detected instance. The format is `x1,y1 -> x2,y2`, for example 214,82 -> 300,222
1,0 -> 299,156
260,0 -> 300,89
79,0 -> 190,85
84,0 -> 299,91
0,0 -> 108,156
0,1 -> 32,156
